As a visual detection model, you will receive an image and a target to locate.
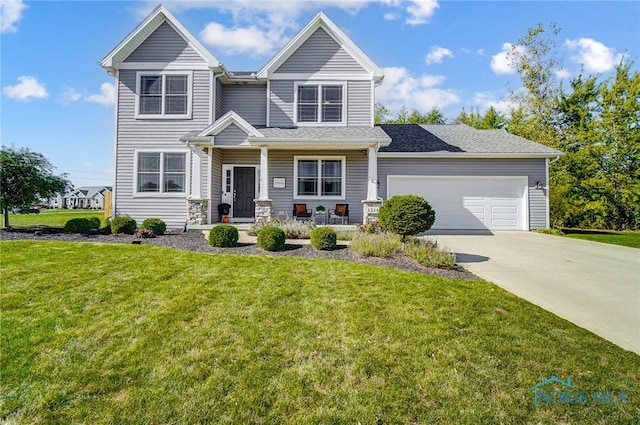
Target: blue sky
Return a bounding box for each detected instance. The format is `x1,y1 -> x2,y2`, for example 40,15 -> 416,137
1,1 -> 638,187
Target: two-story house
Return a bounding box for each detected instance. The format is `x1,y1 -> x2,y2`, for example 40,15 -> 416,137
101,5 -> 561,231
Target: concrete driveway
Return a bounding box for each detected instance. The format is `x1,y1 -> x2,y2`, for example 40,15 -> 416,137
429,231 -> 640,355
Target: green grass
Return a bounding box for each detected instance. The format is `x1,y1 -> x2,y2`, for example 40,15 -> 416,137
562,228 -> 640,249
5,209 -> 105,227
1,241 -> 639,424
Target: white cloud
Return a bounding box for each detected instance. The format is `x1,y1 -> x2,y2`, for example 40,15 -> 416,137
376,66 -> 459,113
565,38 -> 624,73
200,21 -> 289,57
61,86 -> 82,104
472,92 -> 513,114
383,12 -> 398,21
406,0 -> 439,25
1,0 -> 27,33
490,43 -> 524,75
85,82 -> 116,107
556,68 -> 571,79
3,76 -> 48,100
425,46 -> 453,65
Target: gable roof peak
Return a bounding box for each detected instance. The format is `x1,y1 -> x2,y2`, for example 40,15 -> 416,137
100,4 -> 220,75
257,11 -> 383,81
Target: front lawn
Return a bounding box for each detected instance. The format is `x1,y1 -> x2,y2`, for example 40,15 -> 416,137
1,241 -> 638,424
4,209 -> 105,227
562,228 -> 640,249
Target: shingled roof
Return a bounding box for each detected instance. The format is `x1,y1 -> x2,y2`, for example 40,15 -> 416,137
379,124 -> 563,157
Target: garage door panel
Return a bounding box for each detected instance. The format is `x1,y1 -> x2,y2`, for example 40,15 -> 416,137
388,176 -> 525,230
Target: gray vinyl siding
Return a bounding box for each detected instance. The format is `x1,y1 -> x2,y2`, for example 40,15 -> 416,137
209,149 -> 222,222
268,79 -> 372,127
215,78 -> 224,120
377,158 -> 548,230
267,150 -> 367,223
347,81 -> 372,126
221,84 -> 267,126
124,22 -> 203,63
275,28 -> 367,74
214,124 -> 250,146
114,68 -> 211,228
269,80 -> 294,127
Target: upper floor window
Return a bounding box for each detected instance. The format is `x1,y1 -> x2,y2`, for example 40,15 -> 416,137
295,83 -> 345,125
136,72 -> 192,119
136,151 -> 187,195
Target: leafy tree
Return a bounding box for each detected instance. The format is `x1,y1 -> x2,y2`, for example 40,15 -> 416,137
374,103 -> 391,124
378,105 -> 446,124
0,146 -> 70,227
456,107 -> 505,129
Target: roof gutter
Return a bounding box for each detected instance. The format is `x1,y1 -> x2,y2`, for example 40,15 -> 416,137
377,152 -> 564,159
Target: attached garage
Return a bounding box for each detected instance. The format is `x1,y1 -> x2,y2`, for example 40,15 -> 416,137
387,175 -> 527,230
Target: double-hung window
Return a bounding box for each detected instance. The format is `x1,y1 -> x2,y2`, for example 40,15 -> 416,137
136,152 -> 187,194
294,156 -> 345,199
136,72 -> 192,118
295,83 -> 345,125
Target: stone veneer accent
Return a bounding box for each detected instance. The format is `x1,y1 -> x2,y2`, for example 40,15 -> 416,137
254,199 -> 273,220
187,199 -> 209,225
362,199 -> 383,223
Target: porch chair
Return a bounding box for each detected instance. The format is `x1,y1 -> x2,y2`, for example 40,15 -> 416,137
293,204 -> 312,221
329,204 -> 349,224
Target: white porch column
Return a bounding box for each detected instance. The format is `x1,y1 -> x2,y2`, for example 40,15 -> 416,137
190,146 -> 203,199
259,146 -> 269,200
366,146 -> 378,200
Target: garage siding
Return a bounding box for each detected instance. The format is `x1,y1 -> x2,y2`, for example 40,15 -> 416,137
378,158 -> 548,230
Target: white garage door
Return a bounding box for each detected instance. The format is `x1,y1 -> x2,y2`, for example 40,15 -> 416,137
388,176 -> 527,230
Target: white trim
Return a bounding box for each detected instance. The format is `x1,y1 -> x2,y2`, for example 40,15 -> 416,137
133,149 -> 190,197
221,164 -> 260,218
134,71 -> 193,119
257,12 -> 383,80
545,157 -> 550,229
377,152 -> 563,159
293,82 -> 347,126
100,5 -> 219,73
198,111 -> 264,138
386,175 -> 528,230
293,156 -> 346,200
111,71 -> 119,218
370,79 -> 375,127
269,73 -> 371,81
266,79 -> 271,128
207,148 -> 213,223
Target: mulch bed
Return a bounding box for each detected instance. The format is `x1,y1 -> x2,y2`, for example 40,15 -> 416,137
0,227 -> 477,280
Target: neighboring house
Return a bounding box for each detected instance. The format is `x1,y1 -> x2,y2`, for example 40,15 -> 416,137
53,186 -> 112,209
101,5 -> 562,230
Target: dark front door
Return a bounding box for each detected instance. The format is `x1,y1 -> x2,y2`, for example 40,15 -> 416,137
233,167 -> 255,218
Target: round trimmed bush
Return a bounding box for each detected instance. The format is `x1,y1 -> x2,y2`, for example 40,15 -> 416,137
111,215 -> 137,234
310,227 -> 337,250
208,224 -> 239,247
257,226 -> 285,251
87,216 -> 102,229
141,218 -> 166,235
378,195 -> 435,240
64,218 -> 97,233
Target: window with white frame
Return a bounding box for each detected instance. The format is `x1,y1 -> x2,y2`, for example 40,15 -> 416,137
295,83 -> 345,125
136,72 -> 192,118
294,157 -> 345,198
136,152 -> 187,194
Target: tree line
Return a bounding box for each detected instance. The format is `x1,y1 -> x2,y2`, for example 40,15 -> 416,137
377,24 -> 639,231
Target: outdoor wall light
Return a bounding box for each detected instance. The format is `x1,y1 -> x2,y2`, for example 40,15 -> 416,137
534,181 -> 544,190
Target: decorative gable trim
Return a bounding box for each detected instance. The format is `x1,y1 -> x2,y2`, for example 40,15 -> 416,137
100,5 -> 219,74
198,111 -> 264,138
257,12 -> 383,82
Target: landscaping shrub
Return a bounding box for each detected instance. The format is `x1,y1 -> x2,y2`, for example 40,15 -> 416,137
64,218 -> 98,233
378,195 -> 435,240
310,227 -> 337,250
357,220 -> 382,234
403,237 -> 456,269
111,215 -> 137,234
208,224 -> 239,248
87,216 -> 102,229
257,226 -> 286,251
248,216 -> 315,239
141,218 -> 166,235
536,227 -> 565,236
351,232 -> 402,257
